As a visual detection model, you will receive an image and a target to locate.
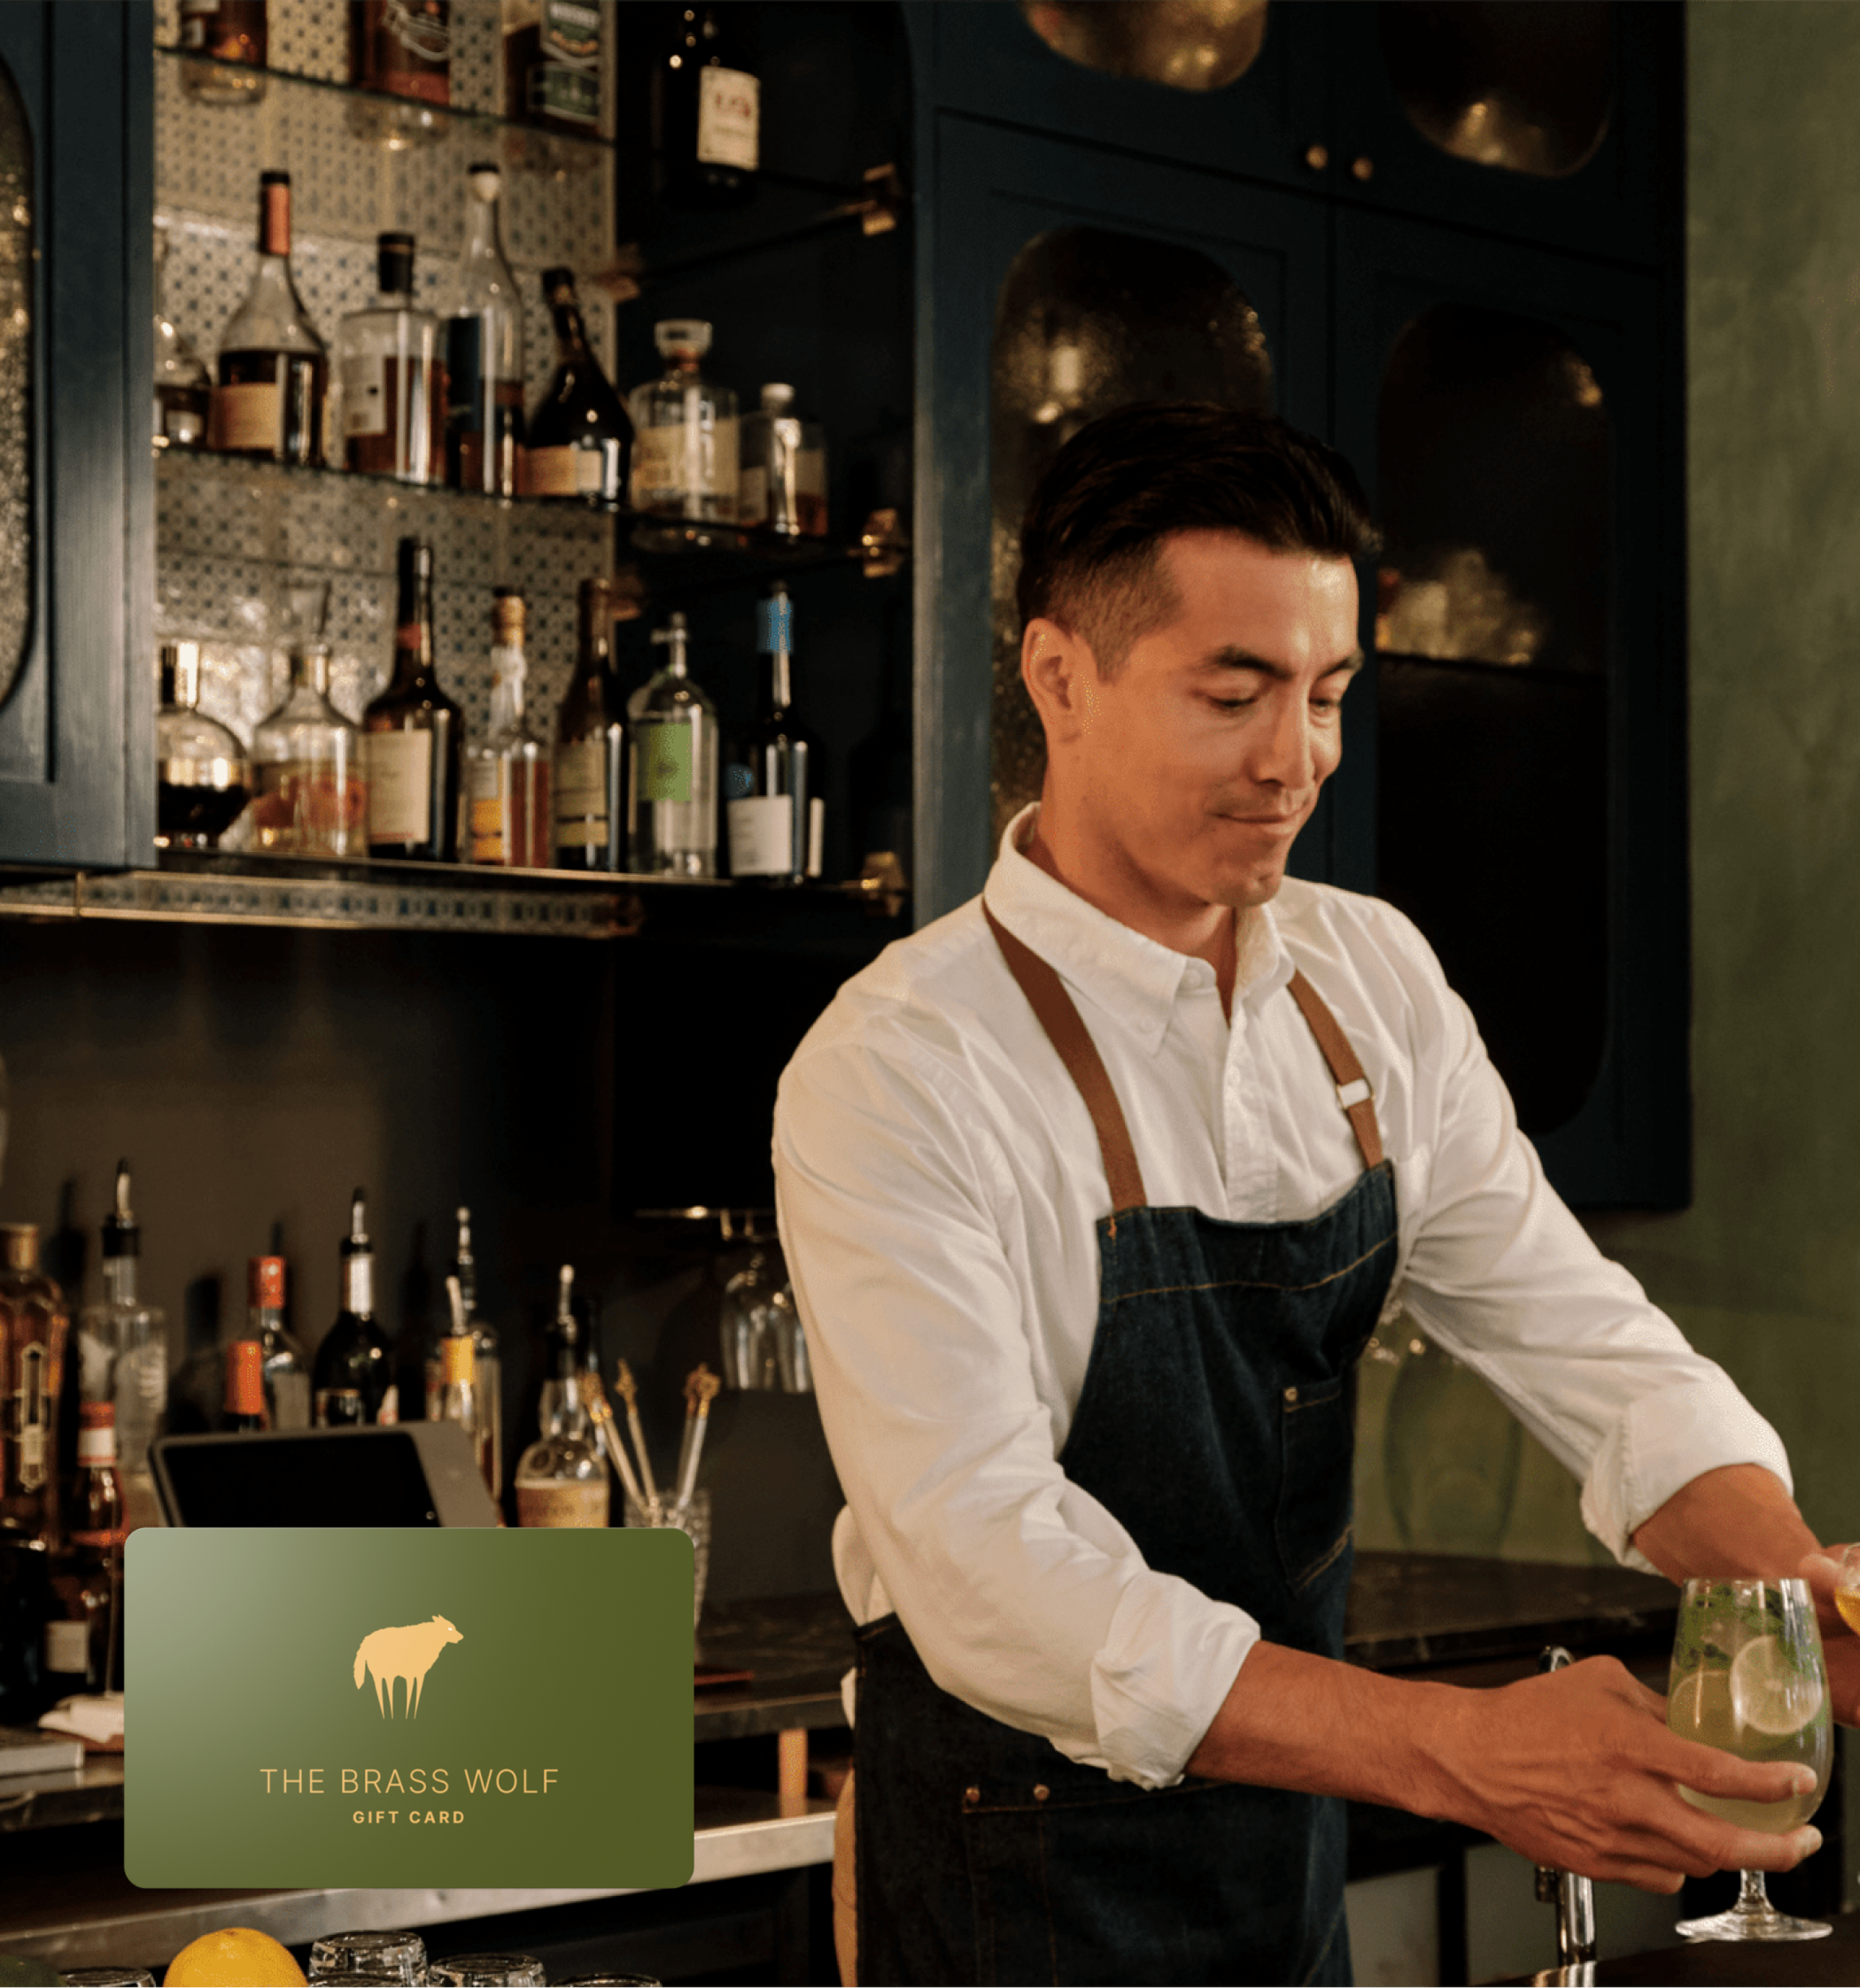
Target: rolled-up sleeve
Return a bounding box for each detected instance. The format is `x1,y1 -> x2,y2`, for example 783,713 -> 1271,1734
775,1036 -> 1258,1788
1377,909 -> 1791,1571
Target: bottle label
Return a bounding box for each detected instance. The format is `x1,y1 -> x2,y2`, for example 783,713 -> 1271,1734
808,794 -> 825,878
44,1620 -> 89,1675
77,1426 -> 118,1466
340,350 -> 389,437
469,761 -> 507,864
630,425 -> 681,507
554,738 -> 608,845
516,1479 -> 610,1528
639,723 -> 694,804
343,1255 -> 375,1316
728,795 -> 793,876
697,65 -> 760,172
211,380 -> 281,452
526,443 -> 606,498
364,730 -> 432,845
531,0 -> 602,126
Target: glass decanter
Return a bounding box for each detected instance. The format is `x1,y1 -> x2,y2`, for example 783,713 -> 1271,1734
249,581 -> 366,857
156,642 -> 250,850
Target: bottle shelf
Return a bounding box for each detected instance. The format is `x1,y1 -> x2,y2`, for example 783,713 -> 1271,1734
0,850 -> 906,942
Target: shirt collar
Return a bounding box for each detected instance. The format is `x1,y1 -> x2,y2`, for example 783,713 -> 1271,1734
981,804 -> 1292,1053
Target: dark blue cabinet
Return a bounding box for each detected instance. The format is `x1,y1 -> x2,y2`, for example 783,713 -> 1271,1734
0,1 -> 152,870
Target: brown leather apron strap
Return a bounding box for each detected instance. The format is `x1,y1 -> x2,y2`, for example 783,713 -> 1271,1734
1285,969 -> 1385,1172
983,903 -> 1149,1213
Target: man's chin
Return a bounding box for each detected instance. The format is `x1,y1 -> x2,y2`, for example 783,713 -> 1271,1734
1203,862 -> 1291,912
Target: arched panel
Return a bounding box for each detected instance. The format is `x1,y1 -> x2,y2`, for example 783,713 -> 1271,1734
1019,0 -> 1269,94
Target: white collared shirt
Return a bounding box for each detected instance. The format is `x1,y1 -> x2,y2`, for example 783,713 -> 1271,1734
772,806 -> 1788,1790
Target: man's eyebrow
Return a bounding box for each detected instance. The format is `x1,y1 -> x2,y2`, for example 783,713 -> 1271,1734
1197,646 -> 1366,678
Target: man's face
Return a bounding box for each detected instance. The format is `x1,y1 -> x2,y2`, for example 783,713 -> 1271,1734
1057,530 -> 1361,913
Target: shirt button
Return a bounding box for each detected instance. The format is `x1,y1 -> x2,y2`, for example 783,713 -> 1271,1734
965,1786 -> 981,1806
1283,1385 -> 1298,1404
1033,1784 -> 1050,1803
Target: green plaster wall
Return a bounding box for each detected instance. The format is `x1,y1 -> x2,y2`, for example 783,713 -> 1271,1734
1360,2 -> 1860,1564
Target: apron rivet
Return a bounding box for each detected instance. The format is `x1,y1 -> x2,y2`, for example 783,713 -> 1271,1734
1283,1384 -> 1298,1404
965,1785 -> 980,1806
1034,1783 -> 1050,1802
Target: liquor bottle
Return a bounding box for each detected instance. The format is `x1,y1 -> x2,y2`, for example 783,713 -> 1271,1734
553,576 -> 624,871
313,1190 -> 397,1426
153,226 -> 212,451
437,1324 -> 494,1492
156,643 -> 252,851
652,4 -> 760,210
63,1400 -> 125,1695
514,1267 -> 608,1528
210,172 -> 328,467
250,594 -> 368,859
467,591 -> 551,868
738,383 -> 827,537
628,611 -> 719,876
222,1340 -> 266,1433
247,1255 -> 311,1430
443,163 -> 525,499
74,1164 -> 167,1532
525,267 -> 632,506
349,0 -> 452,148
725,584 -> 823,884
362,537 -> 463,862
503,0 -> 603,135
179,0 -> 267,104
422,1209 -> 503,1495
336,232 -> 445,484
628,320 -> 739,525
0,1224 -> 68,1549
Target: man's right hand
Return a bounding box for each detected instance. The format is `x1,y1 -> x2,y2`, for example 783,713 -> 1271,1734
1187,1643 -> 1824,1894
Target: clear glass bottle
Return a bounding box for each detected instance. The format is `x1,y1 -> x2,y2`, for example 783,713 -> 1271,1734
179,0 -> 267,104
437,1328 -> 494,1491
467,591 -> 551,869
422,1208 -> 503,1496
247,1254 -> 311,1430
65,1399 -> 125,1695
153,225 -> 211,451
737,383 -> 827,537
652,4 -> 760,210
348,0 -> 453,149
628,319 -> 739,526
0,1222 -> 68,1549
336,231 -> 444,484
250,584 -> 367,858
628,610 -> 718,876
724,583 -> 824,883
552,575 -> 624,872
442,163 -> 525,499
525,267 -> 632,507
157,642 -> 252,851
210,171 -> 327,467
361,537 -> 463,862
312,1189 -> 398,1426
514,1267 -> 608,1528
74,1164 -> 167,1533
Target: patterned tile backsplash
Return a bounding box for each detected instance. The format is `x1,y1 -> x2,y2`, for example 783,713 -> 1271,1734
152,0 -> 625,793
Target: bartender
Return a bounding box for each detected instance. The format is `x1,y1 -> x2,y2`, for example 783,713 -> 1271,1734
774,403 -> 1846,1986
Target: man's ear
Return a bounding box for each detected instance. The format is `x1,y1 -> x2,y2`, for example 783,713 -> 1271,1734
1021,616 -> 1101,746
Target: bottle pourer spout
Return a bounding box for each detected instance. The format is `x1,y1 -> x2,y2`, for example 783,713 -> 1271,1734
350,1189 -> 368,1243
114,1160 -> 133,1219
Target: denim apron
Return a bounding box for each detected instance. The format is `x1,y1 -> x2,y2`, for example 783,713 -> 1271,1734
853,909 -> 1399,1986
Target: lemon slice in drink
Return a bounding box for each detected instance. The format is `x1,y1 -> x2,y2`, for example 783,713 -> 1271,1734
1730,1634 -> 1824,1737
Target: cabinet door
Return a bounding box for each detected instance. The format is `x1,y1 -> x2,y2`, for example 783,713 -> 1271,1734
915,115 -> 1330,918
1335,210 -> 1685,1207
1322,1 -> 1679,267
0,2 -> 152,870
905,0 -> 1328,194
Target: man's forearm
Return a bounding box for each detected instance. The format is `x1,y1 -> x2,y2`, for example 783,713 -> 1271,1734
1628,1463 -> 1819,1582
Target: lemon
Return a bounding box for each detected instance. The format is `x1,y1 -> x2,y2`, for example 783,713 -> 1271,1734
164,1927 -> 306,1986
1729,1634 -> 1825,1738
1666,1666 -> 1709,1735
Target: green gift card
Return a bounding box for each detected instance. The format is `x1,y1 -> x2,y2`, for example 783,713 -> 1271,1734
126,1528 -> 692,1889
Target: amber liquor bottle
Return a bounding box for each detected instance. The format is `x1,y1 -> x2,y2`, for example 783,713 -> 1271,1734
350,0 -> 452,104
211,172 -> 328,467
0,1223 -> 68,1550
362,537 -> 463,862
552,575 -> 625,871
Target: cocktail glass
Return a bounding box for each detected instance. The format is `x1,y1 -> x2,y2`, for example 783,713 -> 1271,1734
1666,1575 -> 1831,1941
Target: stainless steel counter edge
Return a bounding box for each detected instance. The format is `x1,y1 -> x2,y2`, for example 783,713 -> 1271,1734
0,1796 -> 837,1968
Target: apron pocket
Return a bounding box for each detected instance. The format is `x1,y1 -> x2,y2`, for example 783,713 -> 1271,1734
1275,1373 -> 1354,1595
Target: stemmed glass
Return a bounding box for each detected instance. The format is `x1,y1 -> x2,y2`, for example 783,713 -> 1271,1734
1665,1576 -> 1831,1941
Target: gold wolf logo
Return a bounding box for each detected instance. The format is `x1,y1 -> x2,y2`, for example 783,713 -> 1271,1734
353,1614 -> 462,1718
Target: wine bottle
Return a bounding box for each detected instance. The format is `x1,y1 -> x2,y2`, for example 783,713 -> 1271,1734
210,172 -> 328,467
312,1189 -> 397,1427
553,576 -> 624,871
335,231 -> 445,484
524,267 -> 632,506
222,1339 -> 267,1433
443,163 -> 526,499
725,583 -> 823,883
362,537 -> 463,862
628,611 -> 719,877
652,4 -> 760,210
467,589 -> 551,868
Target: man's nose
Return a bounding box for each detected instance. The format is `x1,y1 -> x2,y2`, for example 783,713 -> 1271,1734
1244,692 -> 1316,790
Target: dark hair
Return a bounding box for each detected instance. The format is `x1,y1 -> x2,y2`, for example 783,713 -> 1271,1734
1016,403 -> 1380,672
